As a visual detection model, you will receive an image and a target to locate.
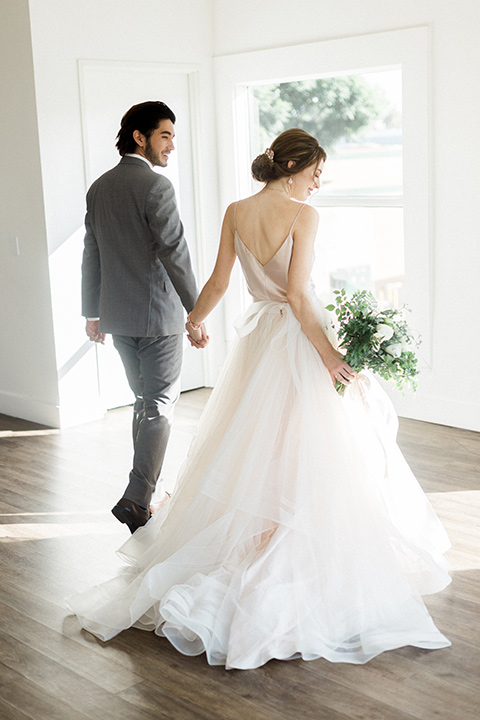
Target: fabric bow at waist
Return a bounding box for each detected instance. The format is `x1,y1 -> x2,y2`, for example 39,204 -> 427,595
234,300 -> 289,338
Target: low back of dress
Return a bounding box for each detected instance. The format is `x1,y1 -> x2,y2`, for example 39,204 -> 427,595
233,202 -> 305,303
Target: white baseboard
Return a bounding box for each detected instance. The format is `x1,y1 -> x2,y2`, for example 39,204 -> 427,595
2,387 -> 478,434
0,390 -> 105,429
393,393 -> 480,432
0,391 -> 61,428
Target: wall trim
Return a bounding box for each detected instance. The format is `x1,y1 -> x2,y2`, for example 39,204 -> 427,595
0,391 -> 60,429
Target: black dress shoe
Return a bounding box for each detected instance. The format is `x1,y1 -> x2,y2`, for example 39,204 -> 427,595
111,498 -> 151,534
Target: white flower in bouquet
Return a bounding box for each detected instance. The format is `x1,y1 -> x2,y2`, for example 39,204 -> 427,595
384,342 -> 403,358
374,323 -> 394,343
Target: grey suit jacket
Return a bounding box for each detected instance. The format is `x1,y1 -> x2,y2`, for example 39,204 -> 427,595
81,155 -> 198,336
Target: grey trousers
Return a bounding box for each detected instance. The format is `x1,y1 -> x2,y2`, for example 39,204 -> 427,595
112,334 -> 183,509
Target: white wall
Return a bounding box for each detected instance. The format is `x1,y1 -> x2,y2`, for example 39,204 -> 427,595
213,0 -> 480,432
0,0 -> 59,426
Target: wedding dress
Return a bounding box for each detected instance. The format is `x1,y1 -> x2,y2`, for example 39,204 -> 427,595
68,204 -> 451,669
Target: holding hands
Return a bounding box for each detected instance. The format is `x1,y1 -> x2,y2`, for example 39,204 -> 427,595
186,314 -> 209,349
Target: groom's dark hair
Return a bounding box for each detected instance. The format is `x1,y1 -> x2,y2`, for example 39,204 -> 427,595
116,101 -> 176,155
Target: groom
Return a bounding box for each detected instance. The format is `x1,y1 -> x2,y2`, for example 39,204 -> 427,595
82,100 -> 206,533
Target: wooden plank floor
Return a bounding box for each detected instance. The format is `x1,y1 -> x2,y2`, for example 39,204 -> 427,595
0,388 -> 479,720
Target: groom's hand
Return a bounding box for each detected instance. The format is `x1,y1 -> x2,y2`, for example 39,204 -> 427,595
85,319 -> 106,344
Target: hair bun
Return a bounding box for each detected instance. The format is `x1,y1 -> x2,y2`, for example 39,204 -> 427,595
251,152 -> 279,183
251,129 -> 326,184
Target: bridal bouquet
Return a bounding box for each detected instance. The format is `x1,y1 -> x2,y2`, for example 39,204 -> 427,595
326,289 -> 420,396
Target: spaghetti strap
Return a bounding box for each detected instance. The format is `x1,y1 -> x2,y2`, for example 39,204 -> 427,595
234,202 -> 239,233
289,203 -> 306,235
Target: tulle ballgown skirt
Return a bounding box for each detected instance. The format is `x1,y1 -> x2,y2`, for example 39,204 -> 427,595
67,300 -> 451,669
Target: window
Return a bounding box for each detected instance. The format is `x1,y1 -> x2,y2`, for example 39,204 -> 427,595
248,70 -> 404,308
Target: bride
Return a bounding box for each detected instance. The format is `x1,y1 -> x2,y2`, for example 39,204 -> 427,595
68,129 -> 451,670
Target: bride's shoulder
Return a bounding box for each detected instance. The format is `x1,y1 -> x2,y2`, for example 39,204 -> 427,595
296,203 -> 319,230
224,197 -> 251,216
225,195 -> 259,221
224,201 -> 236,215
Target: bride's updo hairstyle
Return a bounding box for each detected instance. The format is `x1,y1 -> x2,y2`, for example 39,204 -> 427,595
251,128 -> 326,183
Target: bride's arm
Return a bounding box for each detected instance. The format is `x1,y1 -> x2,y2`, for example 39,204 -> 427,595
186,204 -> 237,346
286,206 -> 355,386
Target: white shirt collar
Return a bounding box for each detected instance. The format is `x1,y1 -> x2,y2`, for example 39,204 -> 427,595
125,153 -> 153,169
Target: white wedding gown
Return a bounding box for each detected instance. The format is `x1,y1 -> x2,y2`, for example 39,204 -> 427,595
68,206 -> 451,669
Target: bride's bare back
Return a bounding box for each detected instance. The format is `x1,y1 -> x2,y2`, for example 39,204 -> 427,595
234,192 -> 306,266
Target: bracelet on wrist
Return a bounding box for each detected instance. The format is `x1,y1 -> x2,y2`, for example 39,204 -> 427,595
187,313 -> 202,330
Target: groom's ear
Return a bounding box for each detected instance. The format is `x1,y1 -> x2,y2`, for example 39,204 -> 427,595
133,129 -> 145,149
